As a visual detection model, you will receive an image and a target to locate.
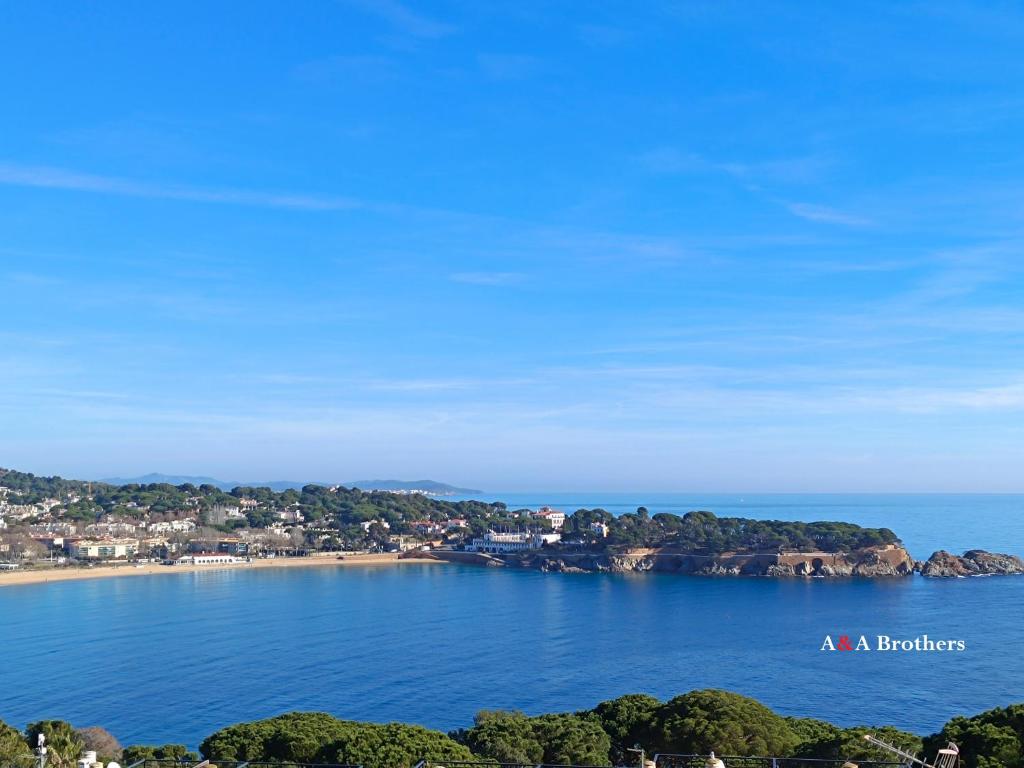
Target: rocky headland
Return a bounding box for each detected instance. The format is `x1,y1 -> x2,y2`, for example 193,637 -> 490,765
420,545 -> 1024,578
514,543 -> 916,576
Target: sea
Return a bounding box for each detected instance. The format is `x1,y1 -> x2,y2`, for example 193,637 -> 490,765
1,493 -> 1022,749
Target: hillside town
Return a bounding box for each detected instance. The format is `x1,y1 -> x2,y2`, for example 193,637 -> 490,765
0,469 -> 584,568
0,467 -> 911,575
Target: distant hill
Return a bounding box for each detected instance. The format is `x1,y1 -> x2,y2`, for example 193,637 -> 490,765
98,473 -> 481,495
99,473 -> 238,489
344,479 -> 483,495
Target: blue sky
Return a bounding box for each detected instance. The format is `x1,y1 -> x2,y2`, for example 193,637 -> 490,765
2,1 -> 1024,491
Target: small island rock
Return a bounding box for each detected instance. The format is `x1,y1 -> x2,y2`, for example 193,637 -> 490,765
919,549 -> 1024,577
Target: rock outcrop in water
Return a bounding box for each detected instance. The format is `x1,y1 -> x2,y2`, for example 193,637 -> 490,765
918,549 -> 1024,577
509,544 -> 916,578
423,546 -> 1024,579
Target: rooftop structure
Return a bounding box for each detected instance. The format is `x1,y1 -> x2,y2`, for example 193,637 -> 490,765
467,531 -> 561,553
529,506 -> 566,530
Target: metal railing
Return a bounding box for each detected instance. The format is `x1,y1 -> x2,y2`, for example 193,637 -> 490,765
654,754 -> 906,768
134,761 -> 362,768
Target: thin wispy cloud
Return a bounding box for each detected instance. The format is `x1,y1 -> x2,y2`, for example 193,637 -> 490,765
0,162 -> 365,212
638,148 -> 832,185
6,1 -> 1024,490
5,271 -> 65,286
785,202 -> 872,227
638,148 -> 705,174
343,0 -> 455,39
449,271 -> 527,286
477,54 -> 543,81
293,54 -> 399,83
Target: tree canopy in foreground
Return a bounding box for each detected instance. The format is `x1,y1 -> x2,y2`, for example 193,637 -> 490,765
3,690 -> 1021,768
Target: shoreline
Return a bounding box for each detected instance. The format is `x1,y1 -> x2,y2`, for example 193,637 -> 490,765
0,553 -> 442,589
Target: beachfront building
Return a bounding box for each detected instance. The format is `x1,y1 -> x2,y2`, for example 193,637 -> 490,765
217,538 -> 251,556
529,507 -> 566,530
467,531 -> 561,553
173,552 -> 246,566
591,521 -> 610,538
68,539 -> 139,560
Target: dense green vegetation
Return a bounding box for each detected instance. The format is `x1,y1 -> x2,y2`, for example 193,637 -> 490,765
564,508 -> 899,552
121,745 -> 199,764
0,469 -> 898,554
925,704 -> 1024,768
2,690 -> 1021,767
198,713 -> 474,768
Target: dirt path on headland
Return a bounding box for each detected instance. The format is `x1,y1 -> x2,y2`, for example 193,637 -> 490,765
0,553 -> 443,589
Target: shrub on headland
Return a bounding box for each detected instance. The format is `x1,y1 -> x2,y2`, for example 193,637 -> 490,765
25,721 -> 85,768
924,703 -> 1024,768
198,712 -> 474,768
0,720 -> 31,764
456,710 -> 611,766
651,690 -> 801,757
2,691 -> 1023,768
121,745 -> 199,764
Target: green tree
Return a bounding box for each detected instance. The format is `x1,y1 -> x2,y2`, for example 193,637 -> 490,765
317,722 -> 474,768
786,716 -> 841,755
459,710 -> 610,766
793,725 -> 922,762
592,694 -> 661,762
459,711 -> 543,764
531,714 -> 611,765
200,712 -> 472,768
121,745 -> 199,764
0,720 -> 30,763
26,722 -> 85,768
654,690 -> 800,757
927,708 -> 1024,768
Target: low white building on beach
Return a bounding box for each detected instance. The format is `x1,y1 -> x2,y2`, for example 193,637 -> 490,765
173,553 -> 246,566
467,531 -> 561,553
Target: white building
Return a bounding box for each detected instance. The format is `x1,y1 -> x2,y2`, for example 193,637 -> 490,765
85,521 -> 138,537
468,531 -> 561,553
529,507 -> 566,530
590,521 -> 610,538
277,509 -> 305,524
69,539 -> 138,560
146,519 -> 197,534
173,553 -> 246,566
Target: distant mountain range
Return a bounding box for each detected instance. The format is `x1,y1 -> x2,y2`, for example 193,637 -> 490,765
346,479 -> 483,495
97,473 -> 482,495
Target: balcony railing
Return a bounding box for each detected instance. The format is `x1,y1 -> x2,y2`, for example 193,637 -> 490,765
654,754 -> 906,768
128,760 -> 362,768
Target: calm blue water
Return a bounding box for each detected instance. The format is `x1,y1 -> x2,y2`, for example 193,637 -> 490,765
1,495 -> 1022,749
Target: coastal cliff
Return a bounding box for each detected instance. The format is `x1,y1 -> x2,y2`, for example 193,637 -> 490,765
419,545 -> 1024,579
918,549 -> 1024,577
499,543 -> 917,577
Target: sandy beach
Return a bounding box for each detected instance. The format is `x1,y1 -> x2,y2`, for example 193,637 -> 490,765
0,553 -> 443,589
